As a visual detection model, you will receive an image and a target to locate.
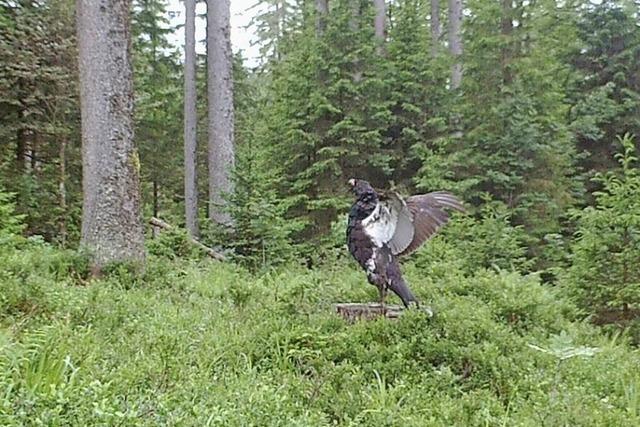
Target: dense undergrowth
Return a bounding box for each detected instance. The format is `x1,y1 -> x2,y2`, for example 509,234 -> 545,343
2,233 -> 640,426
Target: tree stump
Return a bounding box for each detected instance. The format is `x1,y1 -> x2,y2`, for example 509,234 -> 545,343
334,303 -> 405,322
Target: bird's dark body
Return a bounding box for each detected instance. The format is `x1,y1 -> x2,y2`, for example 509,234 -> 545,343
346,184 -> 417,306
346,179 -> 464,308
346,192 -> 377,271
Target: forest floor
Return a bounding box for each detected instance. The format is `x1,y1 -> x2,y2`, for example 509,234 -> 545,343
2,244 -> 640,426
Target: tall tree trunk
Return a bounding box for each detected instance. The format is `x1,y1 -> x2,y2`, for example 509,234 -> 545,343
58,137 -> 67,246
373,0 -> 386,56
316,0 -> 328,36
24,132 -> 33,174
184,0 -> 199,238
350,0 -> 362,82
501,0 -> 513,85
16,126 -> 27,171
430,0 -> 440,57
31,131 -> 40,172
207,0 -> 234,226
152,179 -> 159,218
77,0 -> 145,271
18,120 -> 34,174
275,0 -> 284,61
448,0 -> 463,89
15,80 -> 28,172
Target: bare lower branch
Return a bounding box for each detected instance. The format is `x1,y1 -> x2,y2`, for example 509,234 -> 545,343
149,217 -> 226,261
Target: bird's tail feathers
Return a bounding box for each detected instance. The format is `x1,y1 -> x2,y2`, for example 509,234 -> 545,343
386,261 -> 418,308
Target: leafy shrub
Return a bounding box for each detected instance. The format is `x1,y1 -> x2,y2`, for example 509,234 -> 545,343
0,202 -> 637,425
0,187 -> 25,246
146,226 -> 202,260
563,135 -> 640,314
209,142 -> 302,271
0,249 -> 639,425
0,243 -> 88,324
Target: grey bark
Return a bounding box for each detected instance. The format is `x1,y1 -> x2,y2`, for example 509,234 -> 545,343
448,0 -> 463,89
350,0 -> 362,82
275,1 -> 284,60
76,0 -> 145,270
430,0 -> 440,57
16,127 -> 27,170
16,109 -> 34,174
373,0 -> 386,55
184,0 -> 199,238
30,132 -> 40,172
335,303 -> 405,321
15,80 -> 29,172
501,0 -> 513,85
207,0 -> 234,226
316,0 -> 328,36
59,137 -> 67,246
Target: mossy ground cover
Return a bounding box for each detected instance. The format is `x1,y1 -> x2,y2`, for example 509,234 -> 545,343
1,244 -> 640,426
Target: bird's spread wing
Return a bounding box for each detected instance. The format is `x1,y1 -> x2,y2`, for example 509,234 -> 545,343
397,191 -> 465,256
362,190 -> 464,254
383,192 -> 415,255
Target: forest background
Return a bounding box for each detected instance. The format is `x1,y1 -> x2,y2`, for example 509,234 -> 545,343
1,0 -> 640,424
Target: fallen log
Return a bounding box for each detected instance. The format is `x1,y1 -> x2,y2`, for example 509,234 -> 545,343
334,303 -> 404,322
149,217 -> 226,261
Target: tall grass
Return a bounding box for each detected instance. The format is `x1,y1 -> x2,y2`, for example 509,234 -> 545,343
1,244 -> 640,425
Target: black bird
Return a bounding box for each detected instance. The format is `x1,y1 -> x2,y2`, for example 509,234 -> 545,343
346,179 -> 464,309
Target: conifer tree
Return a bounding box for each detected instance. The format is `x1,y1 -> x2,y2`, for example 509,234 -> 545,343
440,0 -> 578,262
77,0 -> 145,270
0,0 -> 80,241
447,0 -> 462,89
132,0 -> 182,221
568,2 -> 640,180
259,0 -> 394,244
250,0 -> 299,63
184,0 -> 199,237
430,0 -> 440,56
207,0 -> 235,226
373,0 -> 386,55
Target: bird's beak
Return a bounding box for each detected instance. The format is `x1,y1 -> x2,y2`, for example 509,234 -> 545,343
348,178 -> 356,187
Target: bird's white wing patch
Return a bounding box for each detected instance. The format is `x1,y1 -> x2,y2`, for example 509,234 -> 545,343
388,204 -> 414,254
362,203 -> 397,247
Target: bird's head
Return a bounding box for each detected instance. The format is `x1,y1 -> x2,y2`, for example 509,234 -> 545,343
348,178 -> 376,199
